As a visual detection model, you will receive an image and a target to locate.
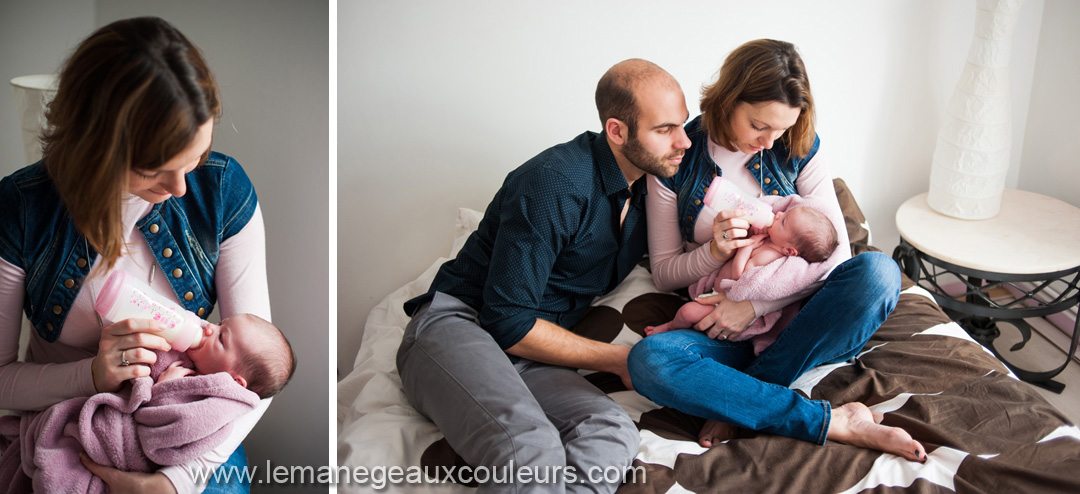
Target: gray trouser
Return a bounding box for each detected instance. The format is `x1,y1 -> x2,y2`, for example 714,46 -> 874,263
396,292 -> 639,494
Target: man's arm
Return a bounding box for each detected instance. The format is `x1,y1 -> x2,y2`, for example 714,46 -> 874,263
506,318 -> 633,389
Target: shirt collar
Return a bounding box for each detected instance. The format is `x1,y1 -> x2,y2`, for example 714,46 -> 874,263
593,132 -> 648,199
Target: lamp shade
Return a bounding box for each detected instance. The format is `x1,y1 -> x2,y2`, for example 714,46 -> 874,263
10,74 -> 58,165
926,0 -> 1024,220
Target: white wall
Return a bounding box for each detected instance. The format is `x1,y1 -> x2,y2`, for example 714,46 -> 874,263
0,0 -> 96,174
1020,0 -> 1080,207
1,1 -> 330,491
338,0 -> 1059,374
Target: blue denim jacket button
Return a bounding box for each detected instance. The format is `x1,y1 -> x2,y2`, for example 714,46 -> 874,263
149,224 -> 160,234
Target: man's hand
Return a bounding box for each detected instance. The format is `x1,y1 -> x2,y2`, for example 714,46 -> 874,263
507,319 -> 635,389
609,344 -> 634,390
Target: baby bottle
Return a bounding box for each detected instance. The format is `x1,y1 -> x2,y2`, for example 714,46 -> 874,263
94,270 -> 206,351
702,176 -> 774,228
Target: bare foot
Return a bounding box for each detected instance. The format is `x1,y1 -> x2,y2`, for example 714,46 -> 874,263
698,419 -> 737,448
644,324 -> 670,336
828,403 -> 926,462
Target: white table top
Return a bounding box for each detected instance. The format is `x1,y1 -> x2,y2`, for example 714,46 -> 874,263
896,190 -> 1080,275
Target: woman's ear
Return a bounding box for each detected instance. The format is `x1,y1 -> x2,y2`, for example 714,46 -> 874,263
605,118 -> 629,146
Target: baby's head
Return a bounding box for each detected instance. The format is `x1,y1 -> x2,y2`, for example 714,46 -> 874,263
766,206 -> 838,263
187,313 -> 296,399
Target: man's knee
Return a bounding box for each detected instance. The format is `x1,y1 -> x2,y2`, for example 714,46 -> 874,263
565,402 -> 639,471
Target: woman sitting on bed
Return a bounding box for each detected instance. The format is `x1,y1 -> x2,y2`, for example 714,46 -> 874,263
627,39 -> 926,462
0,17 -> 273,492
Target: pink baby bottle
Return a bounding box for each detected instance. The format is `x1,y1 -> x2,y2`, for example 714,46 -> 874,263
94,270 -> 206,351
702,176 -> 775,228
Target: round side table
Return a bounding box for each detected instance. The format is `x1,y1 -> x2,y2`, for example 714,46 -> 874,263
893,190 -> 1080,393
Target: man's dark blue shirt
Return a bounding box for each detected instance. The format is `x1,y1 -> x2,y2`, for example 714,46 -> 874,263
404,131 -> 648,350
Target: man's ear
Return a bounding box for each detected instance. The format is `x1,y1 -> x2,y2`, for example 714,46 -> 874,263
605,118 -> 629,146
234,375 -> 248,388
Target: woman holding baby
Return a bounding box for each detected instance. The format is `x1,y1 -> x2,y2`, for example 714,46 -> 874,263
0,17 -> 271,493
627,39 -> 926,462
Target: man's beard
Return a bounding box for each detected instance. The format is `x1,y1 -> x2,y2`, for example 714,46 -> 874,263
623,134 -> 682,178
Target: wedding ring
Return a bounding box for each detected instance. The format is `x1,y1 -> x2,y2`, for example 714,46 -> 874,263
722,232 -> 730,240
720,335 -> 727,340
120,350 -> 130,366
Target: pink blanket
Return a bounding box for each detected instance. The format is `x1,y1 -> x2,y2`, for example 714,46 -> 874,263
0,351 -> 259,493
689,195 -> 843,354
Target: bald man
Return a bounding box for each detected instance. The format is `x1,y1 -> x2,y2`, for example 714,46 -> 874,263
397,60 -> 691,493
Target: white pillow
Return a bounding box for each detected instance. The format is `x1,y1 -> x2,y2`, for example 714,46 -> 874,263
450,208 -> 484,258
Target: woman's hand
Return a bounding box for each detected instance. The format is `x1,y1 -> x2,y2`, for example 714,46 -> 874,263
80,453 -> 178,493
693,291 -> 756,340
91,319 -> 172,393
709,210 -> 756,263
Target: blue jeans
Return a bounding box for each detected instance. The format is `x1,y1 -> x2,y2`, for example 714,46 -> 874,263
627,252 -> 900,444
202,445 -> 250,493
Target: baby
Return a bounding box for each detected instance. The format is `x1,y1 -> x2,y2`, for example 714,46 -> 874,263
645,205 -> 838,337
154,313 -> 296,399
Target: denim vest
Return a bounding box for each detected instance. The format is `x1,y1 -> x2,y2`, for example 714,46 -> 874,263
0,152 -> 258,342
657,115 -> 820,244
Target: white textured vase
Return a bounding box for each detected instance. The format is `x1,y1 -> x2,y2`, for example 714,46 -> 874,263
10,74 -> 58,165
927,0 -> 1024,220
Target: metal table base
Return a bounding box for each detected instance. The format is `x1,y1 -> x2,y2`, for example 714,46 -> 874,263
893,238 -> 1080,393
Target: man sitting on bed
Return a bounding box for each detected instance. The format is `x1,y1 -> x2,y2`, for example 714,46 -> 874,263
398,59 -> 689,493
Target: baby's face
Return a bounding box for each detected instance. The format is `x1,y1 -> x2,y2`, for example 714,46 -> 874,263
766,208 -> 801,251
186,314 -> 261,382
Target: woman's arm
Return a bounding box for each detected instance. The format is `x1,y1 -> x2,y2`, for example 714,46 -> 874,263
646,175 -> 725,291
0,258 -> 102,411
162,204 -> 271,494
792,147 -> 851,256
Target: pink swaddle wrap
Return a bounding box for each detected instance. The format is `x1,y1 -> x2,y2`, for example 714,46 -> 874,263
0,350 -> 259,493
689,195 -> 841,354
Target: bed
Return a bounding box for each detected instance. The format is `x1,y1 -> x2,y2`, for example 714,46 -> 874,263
337,179 -> 1080,493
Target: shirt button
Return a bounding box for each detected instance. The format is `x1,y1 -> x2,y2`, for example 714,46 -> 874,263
694,199 -> 701,206
197,308 -> 205,316
150,224 -> 160,234
771,190 -> 779,195
184,291 -> 194,301
172,268 -> 183,278
686,216 -> 693,221
711,173 -> 717,178
163,248 -> 173,258
754,163 -> 761,170
64,279 -> 75,289
53,305 -> 62,315
46,322 -> 54,332
764,178 -> 772,184
76,258 -> 87,268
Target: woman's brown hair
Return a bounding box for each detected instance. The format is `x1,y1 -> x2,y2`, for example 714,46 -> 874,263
699,39 -> 815,158
41,16 -> 220,273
